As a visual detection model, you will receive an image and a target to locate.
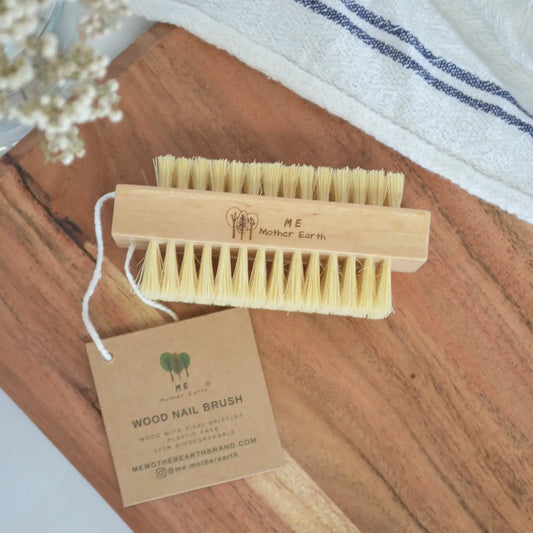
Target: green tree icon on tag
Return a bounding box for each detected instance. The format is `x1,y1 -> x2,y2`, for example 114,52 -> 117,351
160,352 -> 191,382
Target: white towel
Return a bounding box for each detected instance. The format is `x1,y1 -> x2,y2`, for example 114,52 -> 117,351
130,0 -> 533,223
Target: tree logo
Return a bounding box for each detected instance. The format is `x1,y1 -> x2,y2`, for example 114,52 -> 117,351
160,352 -> 191,382
226,207 -> 258,240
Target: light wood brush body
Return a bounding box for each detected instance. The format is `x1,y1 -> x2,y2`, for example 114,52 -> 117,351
111,156 -> 430,318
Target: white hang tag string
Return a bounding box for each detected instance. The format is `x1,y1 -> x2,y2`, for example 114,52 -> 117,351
82,191 -> 178,362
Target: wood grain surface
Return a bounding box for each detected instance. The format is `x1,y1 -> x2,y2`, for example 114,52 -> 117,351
111,184 -> 430,273
2,24 -> 533,532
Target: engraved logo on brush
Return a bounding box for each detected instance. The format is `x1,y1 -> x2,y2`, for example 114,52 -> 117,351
226,208 -> 258,240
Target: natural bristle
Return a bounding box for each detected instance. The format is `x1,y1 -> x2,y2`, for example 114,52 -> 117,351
179,244 -> 197,301
161,241 -> 179,299
303,252 -> 322,312
340,256 -> 357,313
358,258 -> 376,314
137,243 -> 394,318
214,245 -> 232,305
316,167 -> 332,201
266,250 -> 285,306
229,161 -> 245,193
192,157 -> 209,190
176,157 -> 192,189
232,247 -> 249,303
322,254 -> 341,312
298,165 -> 315,200
210,159 -> 228,192
134,155 -> 407,318
153,155 -> 176,188
333,168 -> 351,203
249,248 -> 267,307
370,259 -> 393,318
245,162 -> 262,195
154,155 -> 403,208
262,163 -> 283,196
352,168 -> 367,204
138,240 -> 163,299
367,170 -> 387,206
385,172 -> 404,207
285,251 -> 304,310
197,244 -> 215,304
281,164 -> 299,198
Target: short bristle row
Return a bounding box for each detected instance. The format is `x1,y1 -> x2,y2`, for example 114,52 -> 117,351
138,243 -> 392,318
153,155 -> 404,206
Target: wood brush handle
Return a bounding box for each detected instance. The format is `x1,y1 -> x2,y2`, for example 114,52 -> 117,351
111,185 -> 430,273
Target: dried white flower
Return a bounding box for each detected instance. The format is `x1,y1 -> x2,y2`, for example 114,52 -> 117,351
0,0 -> 49,44
109,109 -> 122,122
0,0 -> 128,164
75,0 -> 131,40
40,33 -> 59,59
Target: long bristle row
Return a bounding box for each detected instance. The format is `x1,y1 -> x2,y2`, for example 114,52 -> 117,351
153,155 -> 404,206
138,242 -> 393,318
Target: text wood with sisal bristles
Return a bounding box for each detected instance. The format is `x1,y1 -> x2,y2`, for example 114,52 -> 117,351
111,156 -> 430,319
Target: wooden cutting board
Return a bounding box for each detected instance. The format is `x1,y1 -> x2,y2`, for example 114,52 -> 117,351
2,24 -> 532,532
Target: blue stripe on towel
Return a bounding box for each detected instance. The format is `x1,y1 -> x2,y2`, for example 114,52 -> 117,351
340,0 -> 532,119
296,0 -> 533,138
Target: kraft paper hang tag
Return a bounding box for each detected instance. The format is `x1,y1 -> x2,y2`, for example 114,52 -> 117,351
86,308 -> 285,506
